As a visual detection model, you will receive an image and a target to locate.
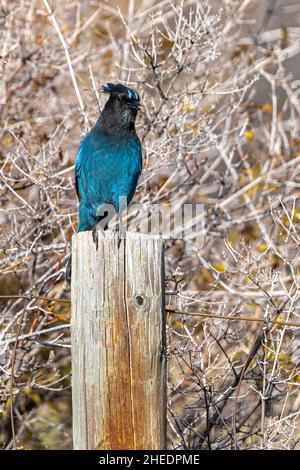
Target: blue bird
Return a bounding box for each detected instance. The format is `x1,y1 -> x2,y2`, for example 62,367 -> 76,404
77,83 -> 141,234
66,83 -> 142,282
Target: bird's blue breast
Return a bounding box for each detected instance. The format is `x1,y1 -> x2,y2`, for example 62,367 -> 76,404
75,128 -> 142,232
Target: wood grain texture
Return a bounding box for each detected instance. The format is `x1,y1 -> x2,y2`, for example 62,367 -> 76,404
71,230 -> 166,450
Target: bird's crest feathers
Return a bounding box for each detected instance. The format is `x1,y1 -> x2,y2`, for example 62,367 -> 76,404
102,83 -> 139,101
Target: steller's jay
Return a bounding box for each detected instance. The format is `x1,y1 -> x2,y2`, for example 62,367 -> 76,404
66,83 -> 142,282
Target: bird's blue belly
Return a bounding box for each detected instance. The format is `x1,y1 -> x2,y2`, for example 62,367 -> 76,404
76,132 -> 141,232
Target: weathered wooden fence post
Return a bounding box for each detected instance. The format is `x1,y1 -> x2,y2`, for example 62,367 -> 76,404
71,230 -> 166,450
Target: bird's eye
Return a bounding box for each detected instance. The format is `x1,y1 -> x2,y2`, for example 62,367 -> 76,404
117,95 -> 122,101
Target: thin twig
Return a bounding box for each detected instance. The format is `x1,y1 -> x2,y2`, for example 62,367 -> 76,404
0,324 -> 70,347
42,0 -> 85,114
166,307 -> 300,328
9,299 -> 28,449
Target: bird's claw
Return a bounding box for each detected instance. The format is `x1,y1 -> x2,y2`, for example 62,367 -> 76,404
117,217 -> 126,249
111,217 -> 126,249
92,217 -> 125,250
92,226 -> 99,250
118,233 -> 122,249
111,222 -> 121,248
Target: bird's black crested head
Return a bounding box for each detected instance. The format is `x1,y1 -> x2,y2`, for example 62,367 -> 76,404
102,83 -> 140,109
100,83 -> 141,133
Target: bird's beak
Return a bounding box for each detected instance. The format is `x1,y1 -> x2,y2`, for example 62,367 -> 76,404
128,101 -> 142,110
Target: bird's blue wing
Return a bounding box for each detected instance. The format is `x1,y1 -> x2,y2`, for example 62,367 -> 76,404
136,137 -> 142,174
75,141 -> 84,202
75,130 -> 142,230
75,132 -> 111,210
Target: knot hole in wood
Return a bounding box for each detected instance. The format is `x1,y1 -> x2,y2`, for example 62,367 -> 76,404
134,294 -> 145,307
